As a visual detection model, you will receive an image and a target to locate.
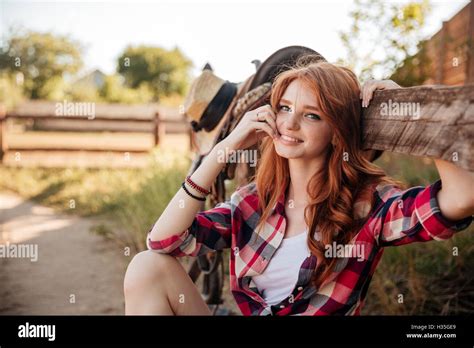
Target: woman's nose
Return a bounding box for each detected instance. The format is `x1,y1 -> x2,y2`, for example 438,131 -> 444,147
285,112 -> 300,130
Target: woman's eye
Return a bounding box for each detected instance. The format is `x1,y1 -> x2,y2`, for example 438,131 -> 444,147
306,113 -> 321,121
279,105 -> 291,112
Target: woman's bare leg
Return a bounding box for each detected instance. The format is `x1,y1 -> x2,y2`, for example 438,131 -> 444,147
124,250 -> 211,315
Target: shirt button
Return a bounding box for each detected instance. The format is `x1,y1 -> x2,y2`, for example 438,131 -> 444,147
297,286 -> 303,291
279,305 -> 285,308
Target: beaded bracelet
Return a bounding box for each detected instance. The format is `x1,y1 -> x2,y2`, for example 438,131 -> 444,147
181,182 -> 206,201
185,176 -> 211,196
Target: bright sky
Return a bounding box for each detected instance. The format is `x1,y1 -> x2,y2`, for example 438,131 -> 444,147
0,0 -> 469,82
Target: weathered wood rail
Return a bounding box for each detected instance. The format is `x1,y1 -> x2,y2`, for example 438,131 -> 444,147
0,102 -> 191,163
0,86 -> 472,170
362,84 -> 473,171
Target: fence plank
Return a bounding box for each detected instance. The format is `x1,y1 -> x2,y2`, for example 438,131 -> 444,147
0,105 -> 5,162
362,84 -> 474,171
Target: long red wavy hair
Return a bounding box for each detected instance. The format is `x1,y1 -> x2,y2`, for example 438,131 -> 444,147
253,59 -> 404,289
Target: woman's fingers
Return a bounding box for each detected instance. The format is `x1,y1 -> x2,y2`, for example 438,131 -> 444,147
363,82 -> 371,105
360,81 -> 371,106
253,120 -> 276,139
365,84 -> 379,107
254,105 -> 276,121
256,112 -> 278,137
254,106 -> 278,137
362,81 -> 384,108
361,80 -> 402,107
263,104 -> 277,119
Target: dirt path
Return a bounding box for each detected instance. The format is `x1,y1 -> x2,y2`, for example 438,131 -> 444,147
0,191 -> 128,314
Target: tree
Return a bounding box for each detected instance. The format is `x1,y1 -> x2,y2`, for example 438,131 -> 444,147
0,74 -> 24,110
116,45 -> 192,101
389,40 -> 432,86
339,0 -> 431,82
98,74 -> 154,104
0,29 -> 83,99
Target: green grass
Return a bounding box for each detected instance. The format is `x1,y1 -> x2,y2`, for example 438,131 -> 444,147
363,231 -> 474,315
100,153 -> 190,250
0,166 -> 142,216
374,151 -> 440,186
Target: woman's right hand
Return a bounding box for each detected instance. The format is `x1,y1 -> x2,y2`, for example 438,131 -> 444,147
220,104 -> 279,151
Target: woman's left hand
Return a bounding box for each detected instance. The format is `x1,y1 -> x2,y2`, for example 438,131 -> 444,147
360,79 -> 402,108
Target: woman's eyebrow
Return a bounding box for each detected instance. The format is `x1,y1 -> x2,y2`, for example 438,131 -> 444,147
280,98 -> 320,111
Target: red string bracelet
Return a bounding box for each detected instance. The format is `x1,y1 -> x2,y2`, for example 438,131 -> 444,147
185,176 -> 211,196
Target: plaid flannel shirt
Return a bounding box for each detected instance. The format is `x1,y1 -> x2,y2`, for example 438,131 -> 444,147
147,180 -> 472,315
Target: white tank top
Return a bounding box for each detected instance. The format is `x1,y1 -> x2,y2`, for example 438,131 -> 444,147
252,231 -> 311,306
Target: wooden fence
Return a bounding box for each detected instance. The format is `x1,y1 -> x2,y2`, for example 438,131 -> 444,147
0,101 -> 191,163
1,84 -> 472,170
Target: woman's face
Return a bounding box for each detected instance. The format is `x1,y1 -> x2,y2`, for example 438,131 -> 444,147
273,79 -> 334,160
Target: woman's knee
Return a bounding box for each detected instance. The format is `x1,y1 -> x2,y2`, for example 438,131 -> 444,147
124,250 -> 178,296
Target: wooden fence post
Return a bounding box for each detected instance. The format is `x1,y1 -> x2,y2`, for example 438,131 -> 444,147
189,129 -> 195,152
466,0 -> 474,83
184,113 -> 194,152
153,111 -> 163,147
0,104 -> 5,163
436,21 -> 448,84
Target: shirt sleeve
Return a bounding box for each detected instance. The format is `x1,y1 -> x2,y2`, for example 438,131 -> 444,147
372,179 -> 472,247
146,200 -> 233,257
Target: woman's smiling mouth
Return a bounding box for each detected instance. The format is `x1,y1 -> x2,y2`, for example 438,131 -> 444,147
278,134 -> 304,145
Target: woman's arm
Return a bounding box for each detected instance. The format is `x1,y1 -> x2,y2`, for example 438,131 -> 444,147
372,180 -> 472,247
148,140 -> 228,242
361,79 -> 474,222
434,159 -> 474,221
149,104 -> 278,243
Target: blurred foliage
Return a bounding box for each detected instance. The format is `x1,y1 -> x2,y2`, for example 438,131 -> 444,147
0,166 -> 141,216
364,230 -> 474,315
339,0 -> 431,82
390,40 -> 431,87
65,79 -> 101,102
0,29 -> 192,105
117,45 -> 192,101
98,74 -> 155,104
0,29 -> 83,100
374,151 -> 439,186
0,74 -> 24,110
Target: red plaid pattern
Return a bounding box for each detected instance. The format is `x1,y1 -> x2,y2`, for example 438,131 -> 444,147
147,179 -> 472,315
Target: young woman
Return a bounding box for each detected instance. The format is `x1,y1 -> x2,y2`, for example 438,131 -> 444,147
124,60 -> 473,316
